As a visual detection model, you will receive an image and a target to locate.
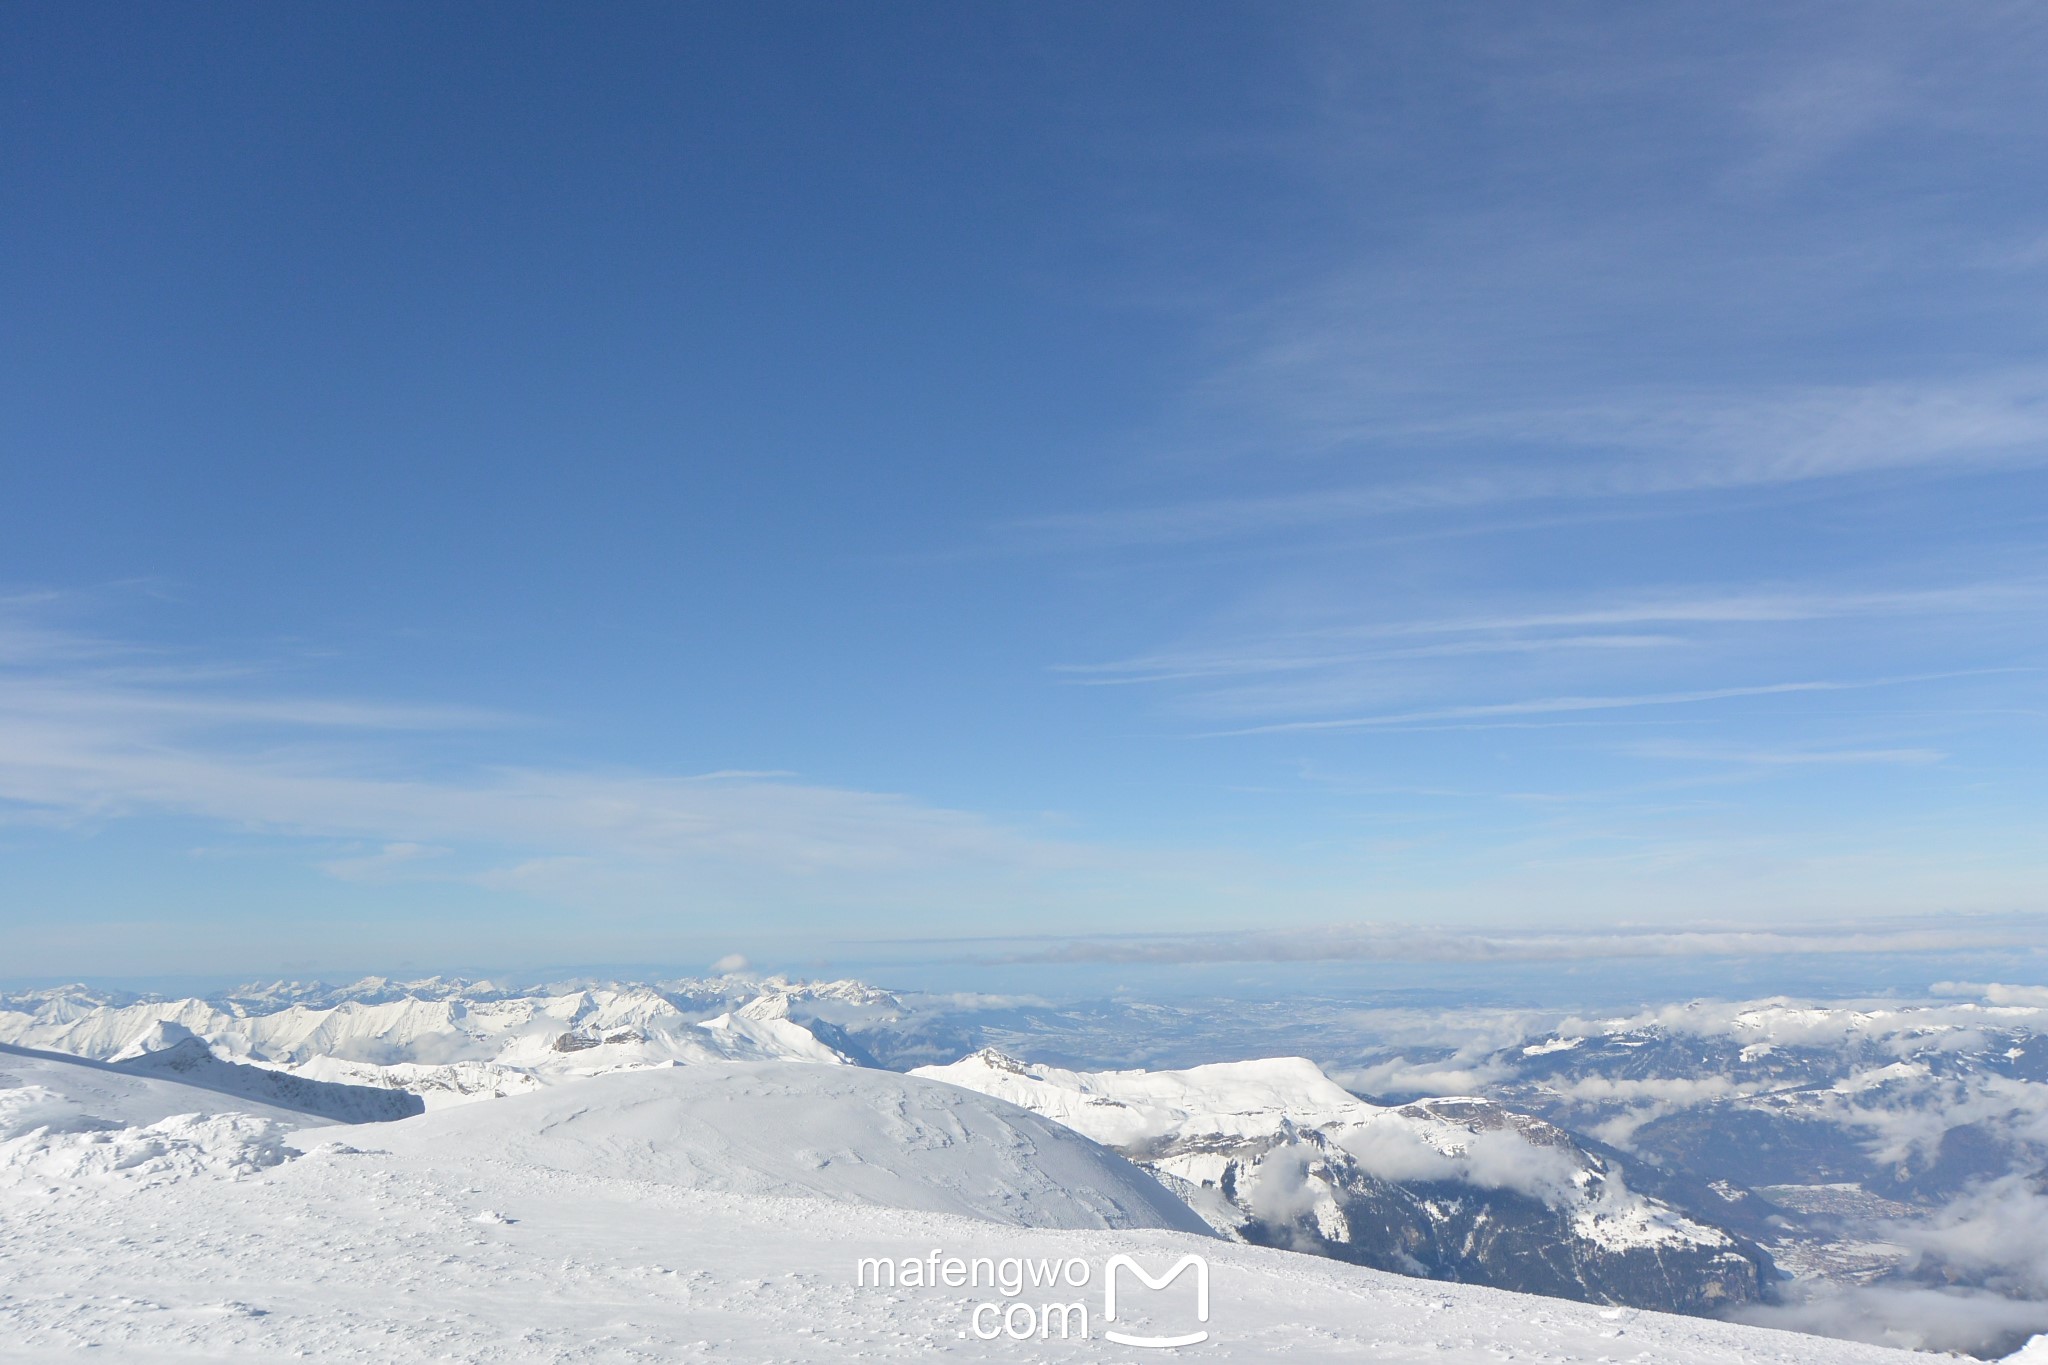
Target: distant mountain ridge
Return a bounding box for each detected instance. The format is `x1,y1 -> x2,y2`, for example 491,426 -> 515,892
0,976 -> 859,1107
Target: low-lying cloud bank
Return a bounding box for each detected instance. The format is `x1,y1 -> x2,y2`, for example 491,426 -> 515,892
1733,1281 -> 2048,1359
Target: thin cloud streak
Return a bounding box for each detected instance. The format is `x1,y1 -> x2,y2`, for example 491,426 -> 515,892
1205,679 -> 1862,737
0,623 -> 1107,894
1057,633 -> 1678,687
1629,741 -> 1947,767
1200,667 -> 2029,737
1017,372 -> 2048,552
1058,583 -> 2043,687
0,726 -> 1082,876
0,678 -> 510,732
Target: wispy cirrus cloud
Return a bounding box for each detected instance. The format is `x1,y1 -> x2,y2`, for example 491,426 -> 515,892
319,841 -> 451,883
1730,55 -> 1907,190
0,705 -> 1082,878
1044,570 -> 2048,761
1019,371 -> 2048,552
1625,740 -> 1946,767
1057,583 -> 2044,690
1204,679 -> 1864,737
1200,670 -> 2024,739
1057,633 -> 1678,688
0,606 -> 1117,914
0,675 -> 507,733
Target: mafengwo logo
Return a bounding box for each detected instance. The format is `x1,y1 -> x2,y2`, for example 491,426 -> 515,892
1103,1254 -> 1210,1348
854,1249 -> 1213,1348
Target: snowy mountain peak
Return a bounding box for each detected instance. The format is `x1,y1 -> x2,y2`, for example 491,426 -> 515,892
919,1050 -> 1372,1146
109,1019 -> 212,1068
735,991 -> 793,1022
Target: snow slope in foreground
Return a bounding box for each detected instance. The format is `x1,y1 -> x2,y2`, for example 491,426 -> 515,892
1,1057 -> 1935,1363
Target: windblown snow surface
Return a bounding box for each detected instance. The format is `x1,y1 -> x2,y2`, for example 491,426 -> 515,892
1,1044 -> 1952,1363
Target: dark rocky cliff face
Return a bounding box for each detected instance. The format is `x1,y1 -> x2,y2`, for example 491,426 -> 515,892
1139,1102 -> 1775,1316
1244,1169 -> 1772,1313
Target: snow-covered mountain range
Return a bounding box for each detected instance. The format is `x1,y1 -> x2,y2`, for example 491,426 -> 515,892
6,973 -> 2046,1357
0,978 -> 849,1106
1,1032 -> 1946,1364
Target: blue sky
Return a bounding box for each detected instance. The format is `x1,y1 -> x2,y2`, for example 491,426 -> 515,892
3,4 -> 2046,980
